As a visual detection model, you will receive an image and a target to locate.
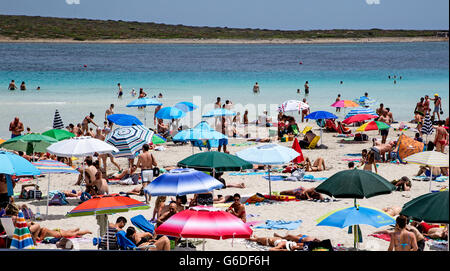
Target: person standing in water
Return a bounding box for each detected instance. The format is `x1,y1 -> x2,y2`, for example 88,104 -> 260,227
304,81 -> 309,95
117,83 -> 123,99
253,82 -> 260,94
20,81 -> 26,91
8,80 -> 17,90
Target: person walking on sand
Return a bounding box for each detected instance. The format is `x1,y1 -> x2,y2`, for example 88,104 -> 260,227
431,94 -> 443,121
253,82 -> 260,94
9,117 -> 24,138
137,144 -> 157,204
335,94 -> 341,112
378,111 -> 391,144
81,112 -> 98,136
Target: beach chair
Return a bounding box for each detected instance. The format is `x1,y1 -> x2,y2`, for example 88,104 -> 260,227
306,136 -> 320,149
302,126 -> 313,135
116,230 -> 157,251
131,215 -> 155,234
0,217 -> 15,248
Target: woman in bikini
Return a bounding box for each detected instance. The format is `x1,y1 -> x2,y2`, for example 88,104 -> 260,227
81,112 -> 98,136
33,227 -> 92,242
388,216 -> 418,251
125,226 -> 170,250
302,157 -> 326,172
280,187 -> 324,201
246,235 -> 300,251
363,151 -> 377,174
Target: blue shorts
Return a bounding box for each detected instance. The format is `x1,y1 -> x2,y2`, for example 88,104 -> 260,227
11,133 -> 20,139
218,138 -> 228,146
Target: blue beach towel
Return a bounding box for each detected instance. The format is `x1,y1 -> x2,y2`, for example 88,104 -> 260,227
131,215 -> 155,234
255,219 -> 303,230
263,176 -> 286,181
345,153 -> 362,157
303,175 -> 328,182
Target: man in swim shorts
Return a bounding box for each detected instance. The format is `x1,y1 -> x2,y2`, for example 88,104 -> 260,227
9,117 -> 24,138
137,144 -> 157,204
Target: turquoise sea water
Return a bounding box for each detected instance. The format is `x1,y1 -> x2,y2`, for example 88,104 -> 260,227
0,42 -> 448,138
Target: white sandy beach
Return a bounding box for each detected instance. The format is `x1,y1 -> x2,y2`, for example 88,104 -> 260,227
9,121 -> 448,251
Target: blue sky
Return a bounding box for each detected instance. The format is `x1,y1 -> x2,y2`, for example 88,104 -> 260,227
1,0 -> 448,30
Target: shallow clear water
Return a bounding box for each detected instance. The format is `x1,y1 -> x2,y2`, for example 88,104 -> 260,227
0,42 -> 448,138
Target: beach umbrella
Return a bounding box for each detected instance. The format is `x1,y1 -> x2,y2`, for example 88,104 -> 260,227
355,96 -> 377,107
156,206 -> 253,249
151,133 -> 166,144
155,106 -> 186,119
173,121 -> 227,141
126,98 -> 162,126
107,114 -> 143,126
10,211 -> 35,249
279,100 -> 309,113
236,144 -> 300,195
316,205 -> 395,250
421,113 -> 434,141
0,133 -> 58,156
66,193 -> 149,250
174,102 -> 198,112
305,111 -> 338,145
0,138 -> 6,145
0,151 -> 41,176
315,169 -> 395,206
401,191 -> 448,224
144,168 -> 224,196
342,114 -> 378,125
331,100 -> 360,108
202,108 -> 236,118
177,151 -> 253,173
47,136 -> 119,157
42,129 -> 75,141
345,107 -> 378,119
356,121 -> 390,132
105,125 -> 152,158
291,138 -> 304,164
53,109 -> 64,130
32,159 -> 79,218
404,151 -> 449,192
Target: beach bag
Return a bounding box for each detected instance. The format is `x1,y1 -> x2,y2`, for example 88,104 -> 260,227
49,192 -> 69,206
152,167 -> 160,177
291,168 -> 305,181
26,190 -> 42,200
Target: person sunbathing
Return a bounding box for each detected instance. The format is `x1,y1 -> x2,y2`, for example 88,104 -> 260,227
416,166 -> 445,179
391,176 -> 411,191
382,206 -> 402,217
246,235 -> 301,251
33,226 -> 92,242
125,226 -> 170,251
214,172 -> 245,189
423,225 -> 448,240
303,157 -> 326,172
110,164 -> 139,185
280,187 -> 324,201
273,232 -> 321,244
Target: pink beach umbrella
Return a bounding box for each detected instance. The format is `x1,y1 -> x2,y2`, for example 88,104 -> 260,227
155,206 -> 252,250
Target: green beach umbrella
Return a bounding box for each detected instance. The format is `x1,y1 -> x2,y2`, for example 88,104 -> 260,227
42,129 -> 75,141
0,133 -> 58,156
356,121 -> 390,132
177,151 -> 253,173
152,133 -> 166,145
400,191 -> 449,224
315,169 -> 395,205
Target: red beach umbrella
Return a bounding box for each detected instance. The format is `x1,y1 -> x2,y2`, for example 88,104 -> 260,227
342,114 -> 378,125
155,206 -> 252,240
291,138 -> 304,164
66,194 -> 149,217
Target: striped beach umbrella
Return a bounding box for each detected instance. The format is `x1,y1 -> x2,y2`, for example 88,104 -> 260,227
156,206 -> 253,250
10,211 -> 35,249
345,107 -> 378,119
32,159 -> 79,217
421,113 -> 434,136
106,125 -> 153,157
53,109 -> 64,130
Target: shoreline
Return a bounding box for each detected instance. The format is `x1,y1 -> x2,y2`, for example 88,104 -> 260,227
0,36 -> 448,44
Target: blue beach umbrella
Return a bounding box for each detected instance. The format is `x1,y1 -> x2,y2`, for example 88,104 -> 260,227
126,98 -> 163,126
356,96 -> 377,107
155,107 -> 186,120
305,111 -> 338,145
173,121 -> 227,141
316,205 -> 395,249
174,102 -> 198,112
144,168 -> 224,196
107,114 -> 143,126
236,144 -> 300,195
202,108 -> 236,118
0,151 -> 41,176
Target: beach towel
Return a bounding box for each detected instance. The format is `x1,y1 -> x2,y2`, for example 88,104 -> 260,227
245,221 -> 264,228
345,153 -> 362,157
131,215 -> 155,234
244,193 -> 266,204
229,172 -> 268,176
342,158 -> 361,162
254,219 -> 303,230
302,175 -> 328,182
412,176 -> 446,182
369,233 -> 391,242
263,175 -> 286,181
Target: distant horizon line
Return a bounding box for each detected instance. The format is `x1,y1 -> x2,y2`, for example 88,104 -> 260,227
2,14 -> 449,32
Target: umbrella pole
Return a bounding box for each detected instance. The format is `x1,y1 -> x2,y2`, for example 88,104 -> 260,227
429,166 -> 433,192
203,238 -> 205,251
46,174 -> 50,218
268,166 -> 272,196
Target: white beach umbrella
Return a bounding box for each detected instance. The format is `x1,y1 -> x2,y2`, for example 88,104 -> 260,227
47,136 -> 119,157
404,151 -> 449,192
